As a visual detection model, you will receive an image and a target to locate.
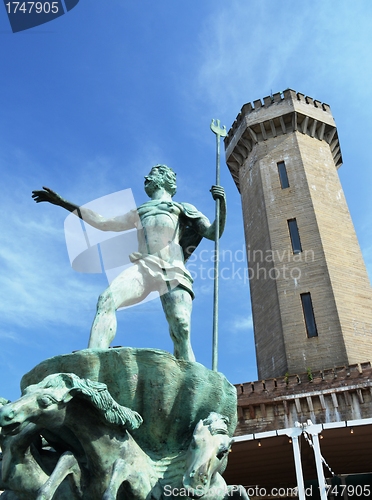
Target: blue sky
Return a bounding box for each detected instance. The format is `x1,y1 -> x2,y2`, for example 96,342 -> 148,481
1,1 -> 372,402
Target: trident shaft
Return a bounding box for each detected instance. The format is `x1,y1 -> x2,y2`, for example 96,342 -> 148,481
210,119 -> 227,372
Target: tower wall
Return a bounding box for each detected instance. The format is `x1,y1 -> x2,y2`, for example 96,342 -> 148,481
297,131 -> 372,366
225,90 -> 372,378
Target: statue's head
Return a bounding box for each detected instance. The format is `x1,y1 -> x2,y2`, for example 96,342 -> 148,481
144,164 -> 177,197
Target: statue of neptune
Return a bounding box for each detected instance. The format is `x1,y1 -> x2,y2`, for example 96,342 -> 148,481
32,165 -> 226,362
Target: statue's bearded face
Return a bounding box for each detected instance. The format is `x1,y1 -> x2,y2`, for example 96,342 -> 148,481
144,167 -> 164,197
144,165 -> 177,197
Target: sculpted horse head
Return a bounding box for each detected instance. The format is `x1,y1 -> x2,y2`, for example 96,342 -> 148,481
183,412 -> 232,498
0,372 -> 142,438
0,374 -> 145,500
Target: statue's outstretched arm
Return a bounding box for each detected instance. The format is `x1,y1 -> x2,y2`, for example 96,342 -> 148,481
194,185 -> 226,241
32,186 -> 136,232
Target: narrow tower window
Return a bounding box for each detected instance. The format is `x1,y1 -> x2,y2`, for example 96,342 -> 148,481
301,293 -> 318,338
277,161 -> 290,189
287,218 -> 302,254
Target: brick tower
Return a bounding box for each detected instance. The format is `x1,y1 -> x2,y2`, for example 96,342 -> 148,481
225,89 -> 372,379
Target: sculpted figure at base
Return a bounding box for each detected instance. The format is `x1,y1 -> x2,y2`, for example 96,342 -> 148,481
0,396 -> 81,500
0,373 -> 145,500
182,412 -> 249,499
32,165 -> 226,361
0,366 -> 248,500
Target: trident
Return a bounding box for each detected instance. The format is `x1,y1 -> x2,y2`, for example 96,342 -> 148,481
210,119 -> 227,371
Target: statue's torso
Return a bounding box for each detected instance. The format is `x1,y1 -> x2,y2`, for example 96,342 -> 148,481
136,200 -> 184,256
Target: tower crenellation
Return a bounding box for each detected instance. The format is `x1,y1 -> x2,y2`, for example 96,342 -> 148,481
225,90 -> 340,195
225,89 -> 334,152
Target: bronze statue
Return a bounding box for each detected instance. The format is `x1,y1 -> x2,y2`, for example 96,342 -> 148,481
32,165 -> 226,361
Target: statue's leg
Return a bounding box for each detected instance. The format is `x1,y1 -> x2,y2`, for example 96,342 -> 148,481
88,265 -> 151,349
160,287 -> 195,362
102,458 -> 125,500
103,457 -> 154,500
36,451 -> 82,500
0,454 -> 5,491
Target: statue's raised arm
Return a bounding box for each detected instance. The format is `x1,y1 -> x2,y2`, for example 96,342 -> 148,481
32,186 -> 136,232
32,186 -> 67,207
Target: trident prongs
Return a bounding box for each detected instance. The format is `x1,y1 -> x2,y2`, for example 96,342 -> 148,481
210,119 -> 227,139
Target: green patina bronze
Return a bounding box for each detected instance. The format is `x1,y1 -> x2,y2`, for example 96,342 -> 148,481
0,164 -> 249,499
31,165 -> 226,362
1,349 -> 248,499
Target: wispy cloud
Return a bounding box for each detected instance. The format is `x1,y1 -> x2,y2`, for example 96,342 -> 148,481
231,315 -> 253,331
0,329 -> 23,343
194,2 -> 310,117
0,178 -> 103,337
194,0 -> 372,126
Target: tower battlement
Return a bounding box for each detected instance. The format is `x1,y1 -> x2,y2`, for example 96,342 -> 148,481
225,89 -> 333,148
225,89 -> 342,191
